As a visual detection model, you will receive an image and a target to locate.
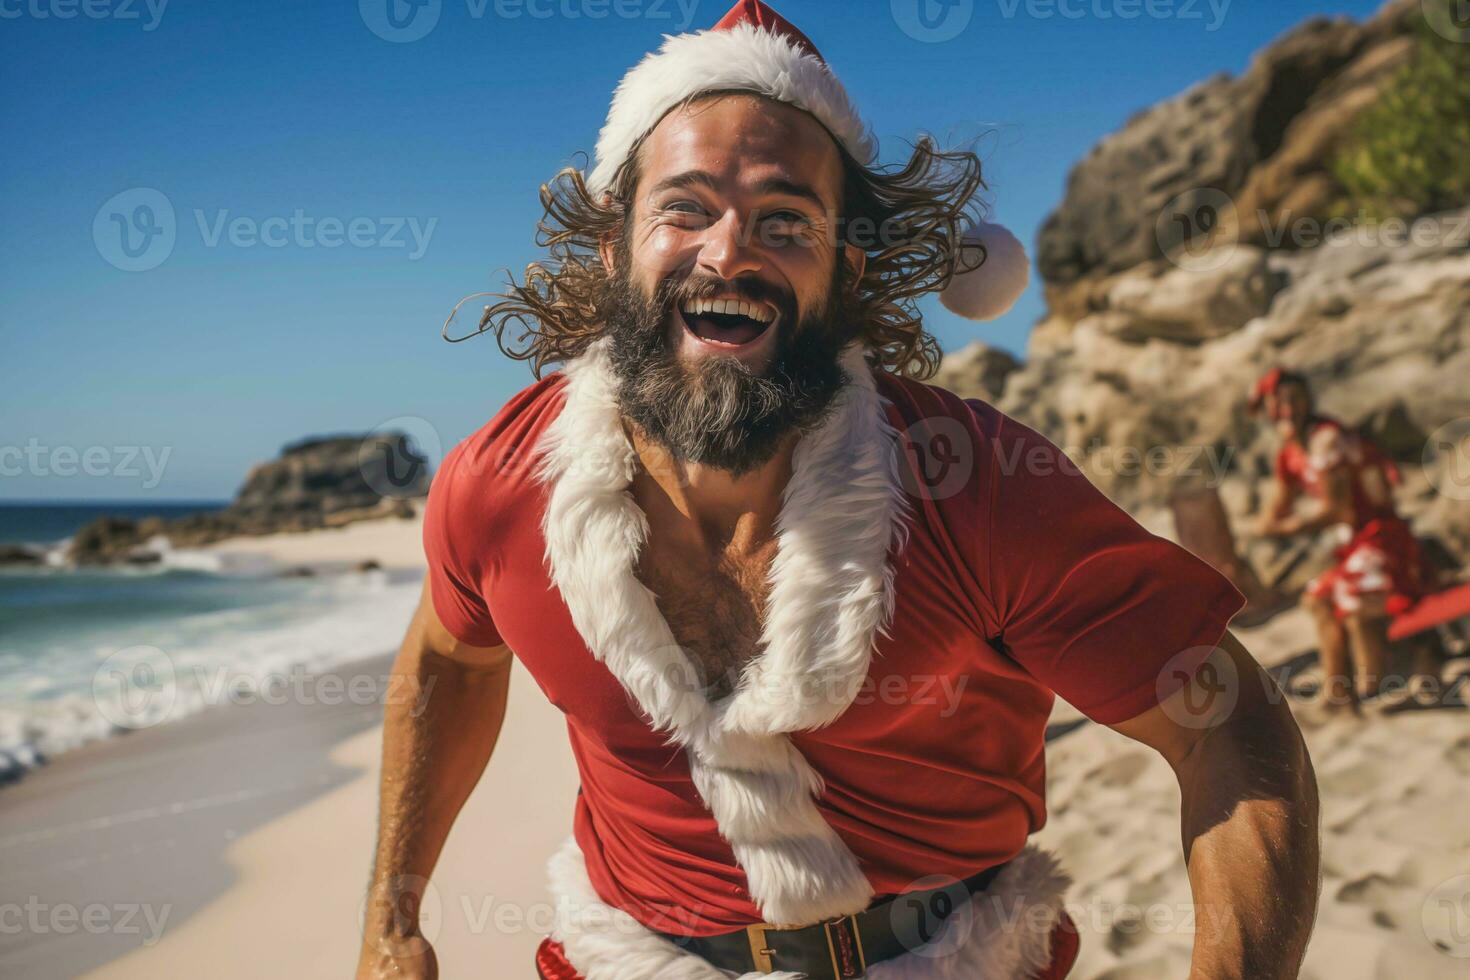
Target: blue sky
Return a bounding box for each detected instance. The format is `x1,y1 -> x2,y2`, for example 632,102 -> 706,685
1,0 -> 1386,501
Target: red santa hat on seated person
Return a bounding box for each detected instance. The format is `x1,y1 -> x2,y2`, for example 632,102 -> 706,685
586,0 -> 1030,322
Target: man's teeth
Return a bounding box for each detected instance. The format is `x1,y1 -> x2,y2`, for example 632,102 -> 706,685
680,298 -> 773,323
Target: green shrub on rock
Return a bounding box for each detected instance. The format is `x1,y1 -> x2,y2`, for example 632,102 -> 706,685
1331,7 -> 1470,220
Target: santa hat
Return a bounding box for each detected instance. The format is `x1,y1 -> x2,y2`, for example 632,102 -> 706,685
587,0 -> 1030,322
1248,367 -> 1310,414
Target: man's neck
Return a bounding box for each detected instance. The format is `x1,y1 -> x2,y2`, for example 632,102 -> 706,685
622,418 -> 799,557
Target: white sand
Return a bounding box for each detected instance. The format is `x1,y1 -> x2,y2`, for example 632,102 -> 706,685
1037,608 -> 1470,979
34,519 -> 1468,978
195,511 -> 428,573
80,662 -> 577,980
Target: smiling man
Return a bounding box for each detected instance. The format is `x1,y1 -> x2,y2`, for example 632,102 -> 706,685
356,4 -> 1320,979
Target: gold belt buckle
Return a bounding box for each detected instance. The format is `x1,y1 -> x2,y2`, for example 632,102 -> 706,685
823,913 -> 867,978
746,922 -> 777,973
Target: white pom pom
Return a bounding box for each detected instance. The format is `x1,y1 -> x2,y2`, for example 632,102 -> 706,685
939,220 -> 1030,322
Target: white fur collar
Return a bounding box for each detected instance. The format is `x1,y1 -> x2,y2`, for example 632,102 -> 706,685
532,334 -> 914,925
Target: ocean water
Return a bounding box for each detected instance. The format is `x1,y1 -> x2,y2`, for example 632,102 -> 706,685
0,503 -> 422,780
0,500 -> 227,547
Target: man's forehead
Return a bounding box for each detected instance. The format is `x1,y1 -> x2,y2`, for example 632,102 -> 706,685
637,95 -> 842,199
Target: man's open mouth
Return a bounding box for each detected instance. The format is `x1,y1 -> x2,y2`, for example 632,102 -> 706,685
678,298 -> 776,347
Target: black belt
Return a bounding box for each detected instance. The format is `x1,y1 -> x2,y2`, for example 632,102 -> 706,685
655,862 -> 1007,979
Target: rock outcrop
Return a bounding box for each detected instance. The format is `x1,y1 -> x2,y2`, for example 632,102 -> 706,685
930,340 -> 1022,402
68,432 -> 429,565
1001,211 -> 1469,528
0,544 -> 44,566
233,434 -> 430,524
942,0 -> 1470,573
1035,0 -> 1420,319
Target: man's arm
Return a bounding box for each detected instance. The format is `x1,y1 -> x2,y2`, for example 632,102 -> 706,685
1110,631 -> 1320,980
355,579 -> 514,980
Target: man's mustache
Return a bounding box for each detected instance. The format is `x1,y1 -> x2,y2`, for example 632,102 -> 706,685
655,272 -> 796,320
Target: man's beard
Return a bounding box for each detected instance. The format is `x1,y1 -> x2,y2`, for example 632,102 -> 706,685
602,256 -> 862,477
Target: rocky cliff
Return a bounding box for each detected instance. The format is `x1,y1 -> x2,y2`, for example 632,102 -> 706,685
936,0 -> 1470,570
67,433 -> 430,565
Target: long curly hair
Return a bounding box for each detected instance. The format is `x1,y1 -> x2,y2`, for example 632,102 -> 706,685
449,94 -> 990,381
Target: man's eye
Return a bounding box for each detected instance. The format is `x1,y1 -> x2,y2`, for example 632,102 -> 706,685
766,210 -> 808,224
664,201 -> 704,215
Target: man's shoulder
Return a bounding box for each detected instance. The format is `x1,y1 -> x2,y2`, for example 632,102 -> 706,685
443,369 -> 571,489
875,370 -> 1005,432
424,369 -> 571,572
874,369 -> 1045,478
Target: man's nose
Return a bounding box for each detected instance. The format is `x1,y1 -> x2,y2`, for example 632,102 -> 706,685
695,211 -> 761,281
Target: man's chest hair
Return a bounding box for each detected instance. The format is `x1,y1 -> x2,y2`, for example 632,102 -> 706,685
635,543 -> 774,701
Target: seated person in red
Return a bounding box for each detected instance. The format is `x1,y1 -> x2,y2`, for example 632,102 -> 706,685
1253,368 -> 1432,713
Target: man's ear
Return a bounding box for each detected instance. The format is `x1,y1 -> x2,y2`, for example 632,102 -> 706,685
598,229 -> 619,277
597,187 -> 627,275
843,243 -> 866,288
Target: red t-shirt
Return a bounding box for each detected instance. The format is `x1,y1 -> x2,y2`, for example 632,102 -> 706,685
424,367 -> 1244,934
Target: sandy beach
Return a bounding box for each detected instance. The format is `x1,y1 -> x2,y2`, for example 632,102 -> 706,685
1035,607 -> 1470,979
195,511 -> 431,573
3,516 -> 1467,979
